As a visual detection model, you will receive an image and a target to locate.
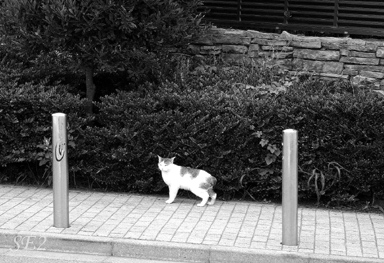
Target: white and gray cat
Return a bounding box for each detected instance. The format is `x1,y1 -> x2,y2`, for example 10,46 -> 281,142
158,156 -> 217,206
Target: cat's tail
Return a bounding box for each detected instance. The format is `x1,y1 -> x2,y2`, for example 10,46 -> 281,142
208,176 -> 217,187
207,176 -> 217,203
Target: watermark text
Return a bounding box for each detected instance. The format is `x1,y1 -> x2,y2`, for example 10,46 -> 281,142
13,235 -> 47,251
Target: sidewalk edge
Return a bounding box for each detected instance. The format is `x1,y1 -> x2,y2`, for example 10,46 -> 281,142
0,230 -> 382,263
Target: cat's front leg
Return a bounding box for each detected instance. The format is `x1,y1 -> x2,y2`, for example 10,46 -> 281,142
166,186 -> 179,204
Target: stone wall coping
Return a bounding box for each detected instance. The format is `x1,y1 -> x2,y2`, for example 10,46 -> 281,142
190,28 -> 384,88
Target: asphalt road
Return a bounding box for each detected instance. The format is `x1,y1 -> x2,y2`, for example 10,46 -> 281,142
0,248 -> 186,263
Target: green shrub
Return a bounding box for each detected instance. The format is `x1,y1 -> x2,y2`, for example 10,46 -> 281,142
75,67 -> 384,204
77,83 -> 281,198
279,79 -> 384,204
0,0 -> 206,113
0,80 -> 92,185
1,60 -> 384,207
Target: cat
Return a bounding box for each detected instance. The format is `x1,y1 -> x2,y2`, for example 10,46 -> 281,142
157,156 -> 217,206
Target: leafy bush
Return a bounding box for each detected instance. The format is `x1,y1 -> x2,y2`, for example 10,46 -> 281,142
76,64 -> 384,204
0,0 -> 206,113
276,79 -> 384,205
77,84 -> 280,198
1,59 -> 384,207
0,80 -> 92,185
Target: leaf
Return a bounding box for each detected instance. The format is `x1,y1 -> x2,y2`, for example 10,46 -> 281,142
258,168 -> 273,176
314,171 -> 320,203
265,154 -> 276,165
267,144 -> 278,154
274,149 -> 282,156
222,150 -> 232,156
320,172 -> 325,192
239,174 -> 246,187
39,159 -> 48,166
260,139 -> 269,147
68,141 -> 76,148
189,136 -> 197,144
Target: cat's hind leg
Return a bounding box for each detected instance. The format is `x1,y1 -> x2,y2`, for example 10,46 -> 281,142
191,188 -> 209,207
166,186 -> 179,204
207,188 -> 217,205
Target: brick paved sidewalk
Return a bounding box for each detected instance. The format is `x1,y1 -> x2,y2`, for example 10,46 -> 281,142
0,185 -> 383,262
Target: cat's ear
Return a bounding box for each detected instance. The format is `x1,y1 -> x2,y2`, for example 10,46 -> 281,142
171,157 -> 175,163
157,155 -> 162,162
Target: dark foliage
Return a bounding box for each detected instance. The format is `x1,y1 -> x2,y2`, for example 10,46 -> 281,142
0,79 -> 92,185
1,61 -> 384,207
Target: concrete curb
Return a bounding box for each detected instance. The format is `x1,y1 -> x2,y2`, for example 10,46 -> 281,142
0,229 -> 382,263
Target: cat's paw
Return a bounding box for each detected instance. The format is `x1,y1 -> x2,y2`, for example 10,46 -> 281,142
196,202 -> 206,207
207,201 -> 215,205
165,199 -> 174,204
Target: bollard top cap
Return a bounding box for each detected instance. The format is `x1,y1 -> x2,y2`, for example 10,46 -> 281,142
52,113 -> 66,117
283,129 -> 297,133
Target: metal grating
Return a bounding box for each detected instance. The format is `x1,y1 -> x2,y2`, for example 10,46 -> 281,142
202,0 -> 384,37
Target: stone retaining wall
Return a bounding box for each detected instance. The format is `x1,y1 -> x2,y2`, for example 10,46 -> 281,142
189,27 -> 384,89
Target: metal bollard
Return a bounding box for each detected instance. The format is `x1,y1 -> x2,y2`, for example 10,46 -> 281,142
282,129 -> 298,246
52,113 -> 69,228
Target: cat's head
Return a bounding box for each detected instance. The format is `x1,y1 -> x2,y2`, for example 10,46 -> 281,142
158,155 -> 175,172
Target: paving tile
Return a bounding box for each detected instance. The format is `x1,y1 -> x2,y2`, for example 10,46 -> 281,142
156,233 -> 173,242
331,249 -> 346,256
171,233 -> 189,243
282,245 -> 298,252
218,238 -> 235,246
124,231 -> 142,239
346,245 -> 363,257
0,185 -> 383,262
252,235 -> 268,242
202,239 -> 218,245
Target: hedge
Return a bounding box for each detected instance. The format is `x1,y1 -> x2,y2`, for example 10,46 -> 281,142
1,63 -> 384,206
0,79 -> 92,185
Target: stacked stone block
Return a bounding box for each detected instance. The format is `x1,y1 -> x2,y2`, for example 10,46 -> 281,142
189,27 -> 384,88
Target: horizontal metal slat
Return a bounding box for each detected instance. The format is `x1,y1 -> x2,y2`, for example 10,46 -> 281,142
338,13 -> 384,21
290,11 -> 334,17
206,7 -> 238,11
241,3 -> 284,8
241,14 -> 284,20
338,19 -> 384,27
203,0 -> 238,3
289,5 -> 335,11
289,18 -> 334,25
289,0 -> 334,4
202,0 -> 384,37
338,7 -> 384,14
241,9 -> 283,15
205,19 -> 384,36
339,1 -> 384,7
